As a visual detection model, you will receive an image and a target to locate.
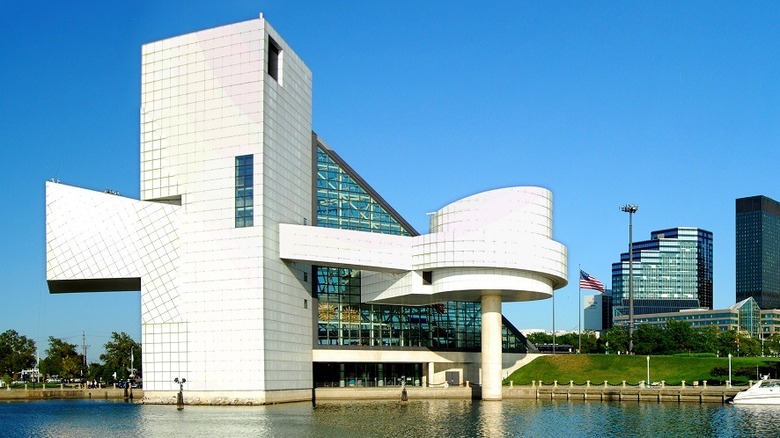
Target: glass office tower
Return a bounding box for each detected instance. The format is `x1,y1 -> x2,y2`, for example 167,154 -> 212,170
736,195 -> 780,309
312,137 -> 533,386
612,227 -> 713,319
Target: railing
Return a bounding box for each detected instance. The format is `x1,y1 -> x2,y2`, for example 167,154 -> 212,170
520,379 -> 734,387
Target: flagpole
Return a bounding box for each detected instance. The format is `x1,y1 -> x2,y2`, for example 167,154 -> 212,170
552,287 -> 556,355
579,270 -> 605,354
578,265 -> 582,354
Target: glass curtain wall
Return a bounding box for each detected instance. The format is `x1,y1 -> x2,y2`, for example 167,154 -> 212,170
314,144 -> 529,353
737,298 -> 761,338
612,228 -> 713,319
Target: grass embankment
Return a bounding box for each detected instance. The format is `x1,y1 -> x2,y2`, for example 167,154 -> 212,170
506,355 -> 780,386
5,383 -> 83,389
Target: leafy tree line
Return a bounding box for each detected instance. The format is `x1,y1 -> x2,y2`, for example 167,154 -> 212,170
0,330 -> 141,383
527,320 -> 780,357
0,330 -> 36,377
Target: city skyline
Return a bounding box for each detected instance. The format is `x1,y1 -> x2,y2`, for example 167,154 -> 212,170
2,2 -> 779,357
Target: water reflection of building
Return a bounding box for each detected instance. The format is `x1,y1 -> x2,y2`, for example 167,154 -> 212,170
479,400 -> 507,437
45,16 -> 567,403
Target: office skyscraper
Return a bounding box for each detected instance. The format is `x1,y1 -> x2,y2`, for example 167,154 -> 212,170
736,195 -> 780,309
612,227 -> 713,319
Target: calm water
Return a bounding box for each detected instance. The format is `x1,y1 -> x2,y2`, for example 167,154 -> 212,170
2,399 -> 779,437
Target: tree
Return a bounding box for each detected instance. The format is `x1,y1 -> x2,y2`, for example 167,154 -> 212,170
737,331 -> 760,357
665,319 -> 696,354
578,331 -> 602,354
527,332 -> 553,346
557,332 -> 579,351
717,330 -> 739,357
0,330 -> 37,377
764,333 -> 780,357
39,337 -> 81,380
710,366 -> 729,385
87,362 -> 106,383
100,332 -> 141,382
604,327 -> 628,354
694,325 -> 720,354
633,324 -> 668,355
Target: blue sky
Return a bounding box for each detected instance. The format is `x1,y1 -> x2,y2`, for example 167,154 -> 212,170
2,1 -> 779,359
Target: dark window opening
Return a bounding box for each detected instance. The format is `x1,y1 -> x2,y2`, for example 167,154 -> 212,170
268,37 -> 281,81
422,271 -> 432,285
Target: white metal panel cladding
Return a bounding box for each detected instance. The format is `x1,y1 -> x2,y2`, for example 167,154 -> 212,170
280,186 -> 568,304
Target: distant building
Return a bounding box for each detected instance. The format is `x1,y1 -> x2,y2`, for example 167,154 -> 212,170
20,368 -> 41,382
614,297 -> 761,338
736,195 -> 780,309
584,289 -> 613,331
615,298 -> 780,342
761,308 -> 780,338
612,227 -> 713,319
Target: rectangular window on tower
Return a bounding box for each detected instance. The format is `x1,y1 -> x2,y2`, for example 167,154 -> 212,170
235,155 -> 254,228
268,36 -> 282,82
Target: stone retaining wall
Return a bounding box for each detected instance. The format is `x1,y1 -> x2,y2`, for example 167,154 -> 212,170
315,385 -> 743,405
0,385 -> 745,405
0,388 -> 142,401
503,386 -> 742,404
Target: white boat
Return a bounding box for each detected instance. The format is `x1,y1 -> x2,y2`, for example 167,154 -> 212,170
731,379 -> 780,405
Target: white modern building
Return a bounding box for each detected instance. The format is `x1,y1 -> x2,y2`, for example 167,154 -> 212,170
45,16 -> 568,403
583,290 -> 612,332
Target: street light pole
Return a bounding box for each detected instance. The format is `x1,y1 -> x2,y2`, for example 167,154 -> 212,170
621,204 -> 638,354
174,377 -> 186,410
761,319 -> 766,357
647,356 -> 650,387
728,353 -> 732,387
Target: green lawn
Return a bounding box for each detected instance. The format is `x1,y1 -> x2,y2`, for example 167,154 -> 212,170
505,354 -> 780,386
8,382 -> 48,389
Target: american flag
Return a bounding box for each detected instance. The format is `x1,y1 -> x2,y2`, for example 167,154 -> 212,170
579,270 -> 605,293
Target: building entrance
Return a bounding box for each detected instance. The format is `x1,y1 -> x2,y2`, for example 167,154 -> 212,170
314,362 -> 423,388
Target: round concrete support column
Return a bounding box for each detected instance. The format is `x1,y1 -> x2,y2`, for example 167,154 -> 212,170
481,293 -> 502,400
